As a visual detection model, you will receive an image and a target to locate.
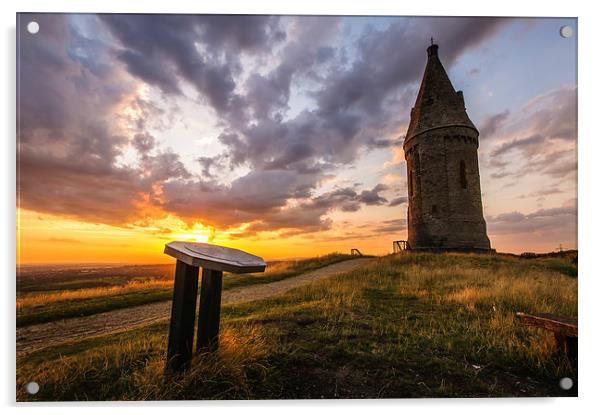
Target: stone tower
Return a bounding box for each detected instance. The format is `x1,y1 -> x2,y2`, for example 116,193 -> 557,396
403,43 -> 491,251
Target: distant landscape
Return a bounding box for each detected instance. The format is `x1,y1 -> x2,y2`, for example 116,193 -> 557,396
17,254 -> 353,327
17,251 -> 577,400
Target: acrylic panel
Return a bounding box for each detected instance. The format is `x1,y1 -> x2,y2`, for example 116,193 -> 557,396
16,13 -> 578,401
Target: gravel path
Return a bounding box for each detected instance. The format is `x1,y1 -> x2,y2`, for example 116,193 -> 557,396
17,258 -> 372,356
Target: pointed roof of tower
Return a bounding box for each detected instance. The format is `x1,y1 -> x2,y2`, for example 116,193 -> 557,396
404,43 -> 477,144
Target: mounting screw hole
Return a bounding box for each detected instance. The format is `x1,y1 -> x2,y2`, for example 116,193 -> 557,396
559,377 -> 573,390
559,25 -> 573,38
27,21 -> 39,34
25,381 -> 39,395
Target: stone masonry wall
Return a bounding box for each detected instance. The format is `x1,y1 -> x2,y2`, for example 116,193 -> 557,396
405,126 -> 491,251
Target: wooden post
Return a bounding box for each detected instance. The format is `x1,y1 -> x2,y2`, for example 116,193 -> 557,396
165,260 -> 199,374
197,268 -> 223,352
566,336 -> 578,368
555,333 -> 578,368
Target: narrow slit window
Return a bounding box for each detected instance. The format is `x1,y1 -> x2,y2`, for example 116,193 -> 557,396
409,170 -> 414,196
460,160 -> 467,189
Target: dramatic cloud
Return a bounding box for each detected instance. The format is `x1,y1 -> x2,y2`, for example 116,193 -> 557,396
162,177 -> 390,236
358,184 -> 389,206
487,199 -> 576,235
244,17 -> 340,121
374,218 -> 407,234
17,14 -> 146,224
100,14 -> 285,123
312,218 -> 408,242
491,134 -> 545,157
186,16 -> 510,228
480,109 -> 510,139
18,153 -> 145,225
518,187 -> 562,199
388,196 -> 408,207
17,14 -> 194,225
488,86 -> 577,180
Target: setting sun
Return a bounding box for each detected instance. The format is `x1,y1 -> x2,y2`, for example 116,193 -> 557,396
172,224 -> 214,244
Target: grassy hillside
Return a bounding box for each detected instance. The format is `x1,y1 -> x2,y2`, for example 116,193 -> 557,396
17,252 -> 577,400
17,253 -> 354,327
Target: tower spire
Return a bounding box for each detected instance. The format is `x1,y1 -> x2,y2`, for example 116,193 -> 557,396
427,39 -> 439,57
406,43 -> 475,143
402,43 -> 491,252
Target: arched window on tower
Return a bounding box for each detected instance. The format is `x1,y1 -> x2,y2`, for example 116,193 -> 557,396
460,160 -> 467,189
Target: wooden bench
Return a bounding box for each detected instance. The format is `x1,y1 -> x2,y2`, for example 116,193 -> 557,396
163,241 -> 266,374
516,312 -> 577,367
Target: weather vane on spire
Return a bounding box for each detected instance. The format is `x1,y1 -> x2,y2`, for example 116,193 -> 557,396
430,37 -> 434,46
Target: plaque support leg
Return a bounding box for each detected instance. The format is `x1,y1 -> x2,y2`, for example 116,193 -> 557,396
165,260 -> 199,374
197,268 -> 223,352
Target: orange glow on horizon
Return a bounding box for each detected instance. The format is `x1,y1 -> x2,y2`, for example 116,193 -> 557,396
16,206 -> 576,265
16,208 -> 399,264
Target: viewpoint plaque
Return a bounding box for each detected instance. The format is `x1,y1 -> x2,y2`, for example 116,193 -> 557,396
163,241 -> 266,373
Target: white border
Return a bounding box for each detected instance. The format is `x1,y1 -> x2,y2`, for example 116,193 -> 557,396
2,1 -> 601,414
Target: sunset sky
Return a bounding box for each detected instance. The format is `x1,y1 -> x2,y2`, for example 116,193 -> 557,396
17,14 -> 577,264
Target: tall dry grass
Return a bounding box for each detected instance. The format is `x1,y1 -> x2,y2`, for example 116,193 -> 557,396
17,279 -> 174,310
275,252 -> 577,378
17,322 -> 269,401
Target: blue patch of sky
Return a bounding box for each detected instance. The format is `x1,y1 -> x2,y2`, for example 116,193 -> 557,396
285,16 -> 403,122
66,15 -> 117,79
340,16 -> 404,64
449,17 -> 576,125
69,14 -> 113,44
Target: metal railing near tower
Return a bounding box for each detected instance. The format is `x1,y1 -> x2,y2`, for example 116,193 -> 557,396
393,240 -> 410,253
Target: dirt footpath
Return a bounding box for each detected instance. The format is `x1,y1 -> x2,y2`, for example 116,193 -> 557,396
17,257 -> 372,355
